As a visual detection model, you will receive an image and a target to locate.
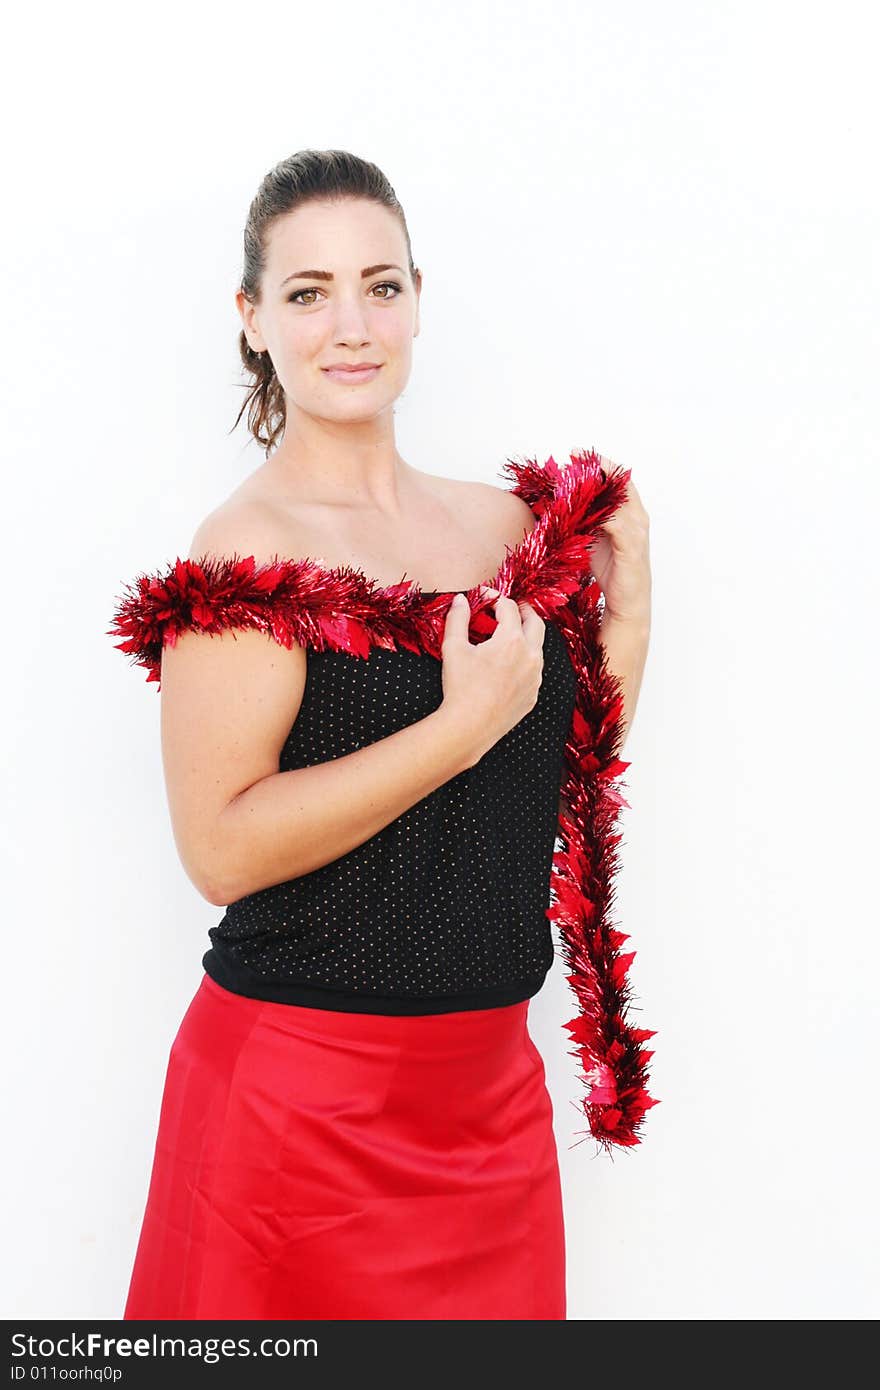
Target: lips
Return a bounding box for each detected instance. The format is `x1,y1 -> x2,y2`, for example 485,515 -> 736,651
322,364 -> 382,383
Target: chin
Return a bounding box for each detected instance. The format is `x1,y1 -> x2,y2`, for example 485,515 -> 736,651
311,400 -> 392,425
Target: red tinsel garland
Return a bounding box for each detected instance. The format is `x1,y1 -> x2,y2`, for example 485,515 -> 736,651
108,447 -> 658,1153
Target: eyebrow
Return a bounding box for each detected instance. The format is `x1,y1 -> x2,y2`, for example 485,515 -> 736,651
280,263 -> 404,288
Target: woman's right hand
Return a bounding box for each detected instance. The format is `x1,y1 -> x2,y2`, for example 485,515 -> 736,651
439,586 -> 547,767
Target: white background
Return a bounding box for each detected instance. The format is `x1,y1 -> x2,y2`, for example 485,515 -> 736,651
3,0 -> 877,1320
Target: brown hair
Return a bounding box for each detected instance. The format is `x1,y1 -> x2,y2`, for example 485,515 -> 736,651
231,149 -> 418,457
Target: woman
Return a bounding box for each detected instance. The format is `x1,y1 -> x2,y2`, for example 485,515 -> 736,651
110,148 -> 656,1320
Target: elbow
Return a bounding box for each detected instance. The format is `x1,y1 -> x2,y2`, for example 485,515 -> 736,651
186,862 -> 232,907
182,841 -> 239,908
173,805 -> 244,907
197,802 -> 248,906
200,852 -> 242,906
202,877 -> 233,908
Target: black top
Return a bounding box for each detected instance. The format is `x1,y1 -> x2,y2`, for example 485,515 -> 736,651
202,611 -> 578,1013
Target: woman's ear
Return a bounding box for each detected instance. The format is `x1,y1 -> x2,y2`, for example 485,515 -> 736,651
235,288 -> 267,353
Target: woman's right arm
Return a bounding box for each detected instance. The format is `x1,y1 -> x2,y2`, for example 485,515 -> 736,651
161,620 -> 481,906
162,505 -> 545,907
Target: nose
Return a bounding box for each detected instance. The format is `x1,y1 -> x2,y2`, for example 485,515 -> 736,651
331,293 -> 373,344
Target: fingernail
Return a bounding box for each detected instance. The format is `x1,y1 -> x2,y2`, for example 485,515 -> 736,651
452,591 -> 467,605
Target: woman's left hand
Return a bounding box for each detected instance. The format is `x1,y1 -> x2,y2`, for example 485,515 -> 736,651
590,457 -> 652,625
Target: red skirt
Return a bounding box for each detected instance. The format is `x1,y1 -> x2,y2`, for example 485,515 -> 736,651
123,972 -> 566,1320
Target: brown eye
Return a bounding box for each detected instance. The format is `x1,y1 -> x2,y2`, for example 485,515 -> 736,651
288,281 -> 402,306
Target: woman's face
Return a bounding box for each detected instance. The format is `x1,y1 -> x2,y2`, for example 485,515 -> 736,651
236,197 -> 421,426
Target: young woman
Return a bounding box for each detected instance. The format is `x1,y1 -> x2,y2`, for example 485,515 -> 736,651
110,148 -> 655,1320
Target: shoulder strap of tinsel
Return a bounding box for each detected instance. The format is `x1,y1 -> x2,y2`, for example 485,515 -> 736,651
504,450 -> 660,1153
106,554 -> 445,688
108,451 -> 608,689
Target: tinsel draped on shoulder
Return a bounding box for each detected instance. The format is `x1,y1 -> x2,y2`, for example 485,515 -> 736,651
108,448 -> 659,1153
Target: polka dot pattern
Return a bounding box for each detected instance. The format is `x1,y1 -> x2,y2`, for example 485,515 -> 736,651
202,620 -> 577,1015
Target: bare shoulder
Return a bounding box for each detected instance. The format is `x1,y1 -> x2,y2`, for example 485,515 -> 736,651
187,495 -> 314,568
166,498 -> 310,674
426,473 -> 538,549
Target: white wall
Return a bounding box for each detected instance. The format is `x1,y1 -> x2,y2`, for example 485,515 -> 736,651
3,0 -> 877,1320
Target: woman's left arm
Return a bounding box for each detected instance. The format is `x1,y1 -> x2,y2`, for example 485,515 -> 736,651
591,460 -> 652,752
556,466 -> 651,818
555,603 -> 650,819
597,610 -> 651,753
